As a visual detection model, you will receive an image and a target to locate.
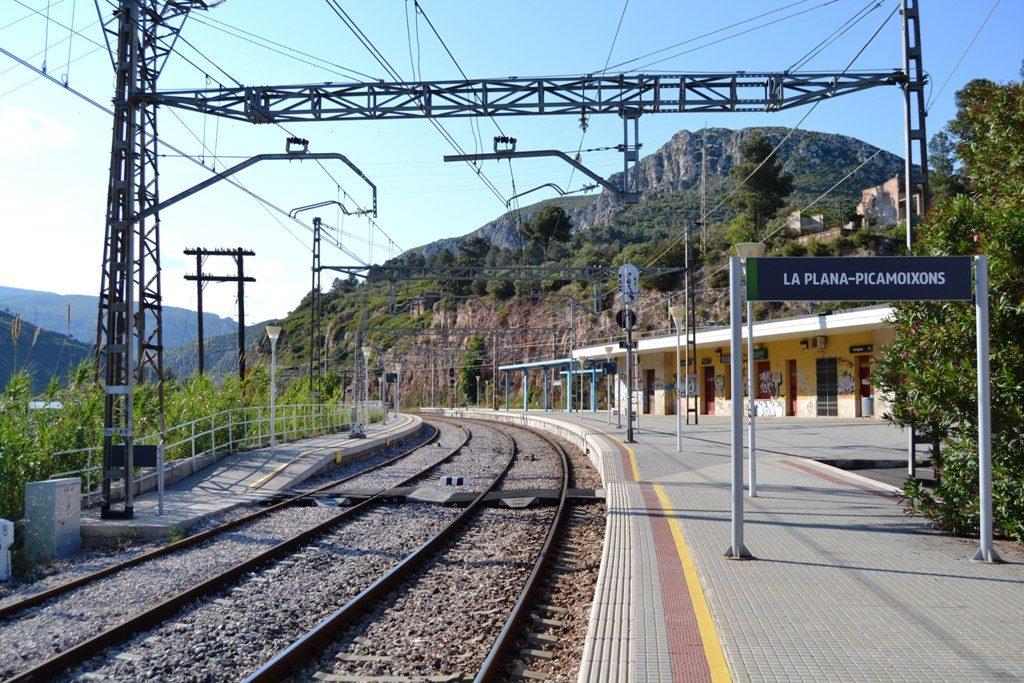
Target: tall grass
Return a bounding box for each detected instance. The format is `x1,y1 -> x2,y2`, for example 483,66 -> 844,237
0,360 -> 324,521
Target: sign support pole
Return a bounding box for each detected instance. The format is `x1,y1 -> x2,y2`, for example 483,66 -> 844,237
747,300 -> 757,497
616,369 -> 622,429
726,257 -> 751,559
675,317 -> 683,453
626,308 -> 635,443
972,255 -> 1001,563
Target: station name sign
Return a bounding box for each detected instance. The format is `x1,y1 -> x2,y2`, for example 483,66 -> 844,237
746,256 -> 973,302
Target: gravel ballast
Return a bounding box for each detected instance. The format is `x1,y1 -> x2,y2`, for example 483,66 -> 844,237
68,503 -> 461,682
313,506 -> 556,681
3,418 -> 609,681
0,423 -> 438,610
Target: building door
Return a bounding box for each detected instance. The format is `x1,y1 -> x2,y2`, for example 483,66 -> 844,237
643,369 -> 655,414
755,360 -> 772,399
858,355 -> 872,417
703,366 -> 716,415
787,359 -> 798,416
858,356 -> 872,398
816,357 -> 838,417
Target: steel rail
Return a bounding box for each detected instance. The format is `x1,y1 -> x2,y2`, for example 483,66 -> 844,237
474,422 -> 572,682
243,420 -> 521,682
0,421 -> 438,623
3,421 -> 470,683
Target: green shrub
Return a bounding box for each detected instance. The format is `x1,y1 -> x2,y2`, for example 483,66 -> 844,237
806,239 -> 830,257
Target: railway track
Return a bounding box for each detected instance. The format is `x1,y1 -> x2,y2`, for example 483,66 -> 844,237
2,418 -> 598,682
243,420 -> 574,683
0,422 -> 441,623
1,419 -> 474,682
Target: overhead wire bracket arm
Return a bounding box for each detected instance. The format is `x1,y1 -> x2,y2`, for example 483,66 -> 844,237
444,149 -> 623,198
505,182 -> 598,207
134,151 -> 373,221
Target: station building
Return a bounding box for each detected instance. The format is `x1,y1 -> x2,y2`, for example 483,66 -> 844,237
573,305 -> 894,419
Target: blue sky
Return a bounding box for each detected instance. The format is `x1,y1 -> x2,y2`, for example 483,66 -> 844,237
0,0 -> 1020,327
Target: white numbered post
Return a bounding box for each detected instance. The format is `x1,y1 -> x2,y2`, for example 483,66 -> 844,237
0,518 -> 13,581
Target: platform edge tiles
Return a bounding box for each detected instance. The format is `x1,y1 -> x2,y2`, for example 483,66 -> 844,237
427,408 -> 729,683
82,414 -> 421,544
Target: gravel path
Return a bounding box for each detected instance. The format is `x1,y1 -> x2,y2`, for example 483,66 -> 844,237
490,422 -> 563,491
314,507 -> 556,681
504,503 -> 605,681
0,505 -> 342,679
341,419 -> 508,494
67,503 -> 461,682
299,421 -> 565,680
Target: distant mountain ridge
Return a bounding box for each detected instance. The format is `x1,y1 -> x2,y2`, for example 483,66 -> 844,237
0,310 -> 91,391
0,284 -> 238,346
414,126 -> 903,256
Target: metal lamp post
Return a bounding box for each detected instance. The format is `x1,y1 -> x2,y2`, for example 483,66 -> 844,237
361,346 -> 372,428
669,305 -> 686,453
395,362 -> 402,419
266,325 -> 282,451
604,345 -> 614,426
734,242 -> 765,497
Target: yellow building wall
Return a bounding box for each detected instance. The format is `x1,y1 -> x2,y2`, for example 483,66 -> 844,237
645,329 -> 888,419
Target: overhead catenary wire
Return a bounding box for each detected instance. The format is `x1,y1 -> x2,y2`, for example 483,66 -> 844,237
925,0 -> 1001,112
321,0 -> 509,208
786,0 -> 883,72
639,1 -> 899,275
567,0 -> 629,189
139,5 -> 402,257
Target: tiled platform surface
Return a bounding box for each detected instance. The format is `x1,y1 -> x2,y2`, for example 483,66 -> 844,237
83,414 -> 420,542
438,409 -> 1024,682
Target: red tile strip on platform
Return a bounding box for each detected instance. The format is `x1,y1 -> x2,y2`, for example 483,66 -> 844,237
641,483 -> 713,682
780,459 -> 897,499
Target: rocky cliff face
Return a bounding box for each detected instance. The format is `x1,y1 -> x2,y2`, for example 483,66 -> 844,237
416,126 -> 902,256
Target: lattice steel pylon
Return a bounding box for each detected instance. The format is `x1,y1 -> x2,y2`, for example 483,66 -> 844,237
900,0 -> 931,249
95,0 -> 209,520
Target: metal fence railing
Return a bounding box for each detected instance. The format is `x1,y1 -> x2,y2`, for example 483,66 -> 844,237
49,402 -> 385,503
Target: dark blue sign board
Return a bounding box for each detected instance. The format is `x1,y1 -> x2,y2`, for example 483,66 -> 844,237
746,256 -> 973,302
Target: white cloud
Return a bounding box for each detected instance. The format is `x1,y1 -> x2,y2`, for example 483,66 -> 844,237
0,106 -> 77,154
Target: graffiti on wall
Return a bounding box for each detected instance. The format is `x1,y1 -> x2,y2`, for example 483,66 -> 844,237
838,372 -> 857,394
759,370 -> 783,398
714,375 -> 725,395
796,371 -> 811,393
754,398 -> 785,417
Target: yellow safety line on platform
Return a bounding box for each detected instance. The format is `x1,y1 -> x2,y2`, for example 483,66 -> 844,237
246,443 -> 340,490
581,420 -> 730,681
653,482 -> 731,683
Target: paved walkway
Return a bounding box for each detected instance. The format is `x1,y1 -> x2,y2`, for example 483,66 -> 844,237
83,415 -> 420,541
447,409 -> 1024,682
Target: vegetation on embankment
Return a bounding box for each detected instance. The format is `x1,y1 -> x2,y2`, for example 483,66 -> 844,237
0,361 -> 329,522
875,76 -> 1024,542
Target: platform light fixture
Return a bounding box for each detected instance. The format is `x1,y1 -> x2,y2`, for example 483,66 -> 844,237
266,325 -> 282,450
668,305 -> 687,452
604,345 -> 615,426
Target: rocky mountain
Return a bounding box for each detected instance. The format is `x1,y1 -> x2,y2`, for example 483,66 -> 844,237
415,126 -> 902,255
0,284 -> 237,347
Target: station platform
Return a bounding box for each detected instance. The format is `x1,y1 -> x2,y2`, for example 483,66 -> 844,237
433,408 -> 1024,682
82,414 -> 421,543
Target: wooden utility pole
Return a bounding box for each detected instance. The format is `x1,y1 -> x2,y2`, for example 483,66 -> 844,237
184,247 -> 255,379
